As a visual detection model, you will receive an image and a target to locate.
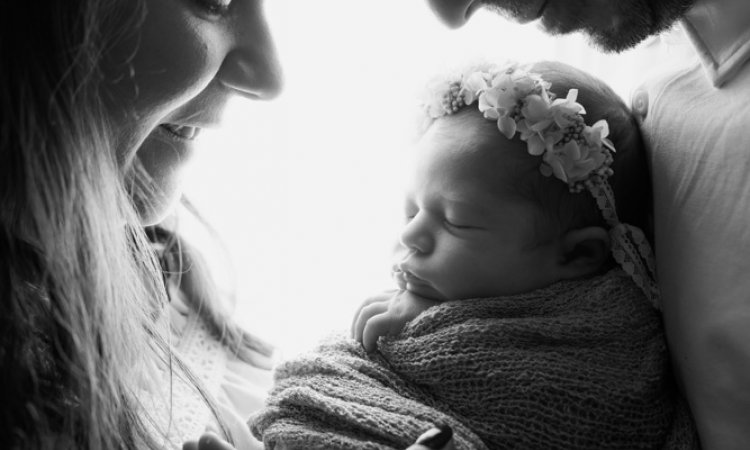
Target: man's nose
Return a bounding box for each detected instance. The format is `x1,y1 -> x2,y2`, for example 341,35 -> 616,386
426,0 -> 475,28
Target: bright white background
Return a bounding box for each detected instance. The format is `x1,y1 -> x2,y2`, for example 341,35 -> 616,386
180,0 -> 694,358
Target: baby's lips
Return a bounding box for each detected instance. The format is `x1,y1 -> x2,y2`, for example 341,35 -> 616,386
392,269 -> 408,290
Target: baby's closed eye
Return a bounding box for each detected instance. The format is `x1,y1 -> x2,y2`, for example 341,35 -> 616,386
443,219 -> 478,230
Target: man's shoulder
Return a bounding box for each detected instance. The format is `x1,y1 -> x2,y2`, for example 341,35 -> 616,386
632,61 -> 700,115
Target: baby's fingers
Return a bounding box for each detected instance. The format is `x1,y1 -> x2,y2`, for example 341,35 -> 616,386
350,291 -> 395,337
353,300 -> 389,344
361,310 -> 407,352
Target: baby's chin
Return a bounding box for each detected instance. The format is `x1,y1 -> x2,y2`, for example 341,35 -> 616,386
405,284 -> 450,302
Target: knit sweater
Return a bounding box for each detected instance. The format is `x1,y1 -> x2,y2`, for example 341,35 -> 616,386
250,269 -> 698,449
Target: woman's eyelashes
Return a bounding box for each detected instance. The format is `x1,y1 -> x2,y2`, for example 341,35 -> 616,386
196,0 -> 232,15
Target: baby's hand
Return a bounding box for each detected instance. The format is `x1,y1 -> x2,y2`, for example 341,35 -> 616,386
351,287 -> 441,352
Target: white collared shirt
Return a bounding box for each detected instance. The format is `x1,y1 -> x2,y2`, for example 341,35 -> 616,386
635,0 -> 750,448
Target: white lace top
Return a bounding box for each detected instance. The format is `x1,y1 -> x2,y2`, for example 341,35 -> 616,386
140,285 -> 272,449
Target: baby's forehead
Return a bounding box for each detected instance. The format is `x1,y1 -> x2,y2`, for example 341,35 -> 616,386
421,117 -> 526,180
413,143 -> 524,213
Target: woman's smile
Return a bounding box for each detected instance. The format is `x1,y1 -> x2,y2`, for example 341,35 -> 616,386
102,0 -> 281,224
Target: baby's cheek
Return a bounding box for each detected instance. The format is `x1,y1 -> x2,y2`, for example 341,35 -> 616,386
430,257 -> 475,296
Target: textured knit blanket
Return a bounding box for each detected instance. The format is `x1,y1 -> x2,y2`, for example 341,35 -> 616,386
250,270 -> 698,449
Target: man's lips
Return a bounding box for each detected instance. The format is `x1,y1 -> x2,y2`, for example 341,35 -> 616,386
482,0 -> 550,23
536,0 -> 551,20
515,0 -> 551,23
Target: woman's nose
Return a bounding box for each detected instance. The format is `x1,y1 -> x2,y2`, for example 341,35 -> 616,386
399,213 -> 434,254
219,5 -> 283,100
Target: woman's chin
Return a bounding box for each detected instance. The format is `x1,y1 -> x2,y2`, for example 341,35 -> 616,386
133,184 -> 183,226
129,159 -> 186,226
138,194 -> 181,226
130,130 -> 195,226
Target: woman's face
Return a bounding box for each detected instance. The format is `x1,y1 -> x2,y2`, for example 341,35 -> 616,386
104,0 -> 282,225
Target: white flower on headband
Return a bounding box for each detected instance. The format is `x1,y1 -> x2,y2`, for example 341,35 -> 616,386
541,119 -> 613,184
476,68 -> 549,139
423,65 -> 615,191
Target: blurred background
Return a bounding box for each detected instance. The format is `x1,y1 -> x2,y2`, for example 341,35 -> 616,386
179,0 -> 694,358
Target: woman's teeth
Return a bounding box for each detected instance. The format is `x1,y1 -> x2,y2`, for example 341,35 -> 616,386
161,123 -> 201,140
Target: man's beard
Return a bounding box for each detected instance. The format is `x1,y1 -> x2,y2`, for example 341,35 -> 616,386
577,0 -> 695,52
481,0 -> 695,52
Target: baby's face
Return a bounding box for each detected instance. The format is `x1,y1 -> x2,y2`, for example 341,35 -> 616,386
395,115 -> 561,301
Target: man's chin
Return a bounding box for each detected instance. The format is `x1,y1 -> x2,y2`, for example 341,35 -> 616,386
586,28 -> 653,53
536,0 -> 693,53
537,18 -> 657,53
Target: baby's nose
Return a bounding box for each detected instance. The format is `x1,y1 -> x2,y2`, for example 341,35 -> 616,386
399,219 -> 434,254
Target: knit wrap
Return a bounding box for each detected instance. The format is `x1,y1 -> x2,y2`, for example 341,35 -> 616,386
250,270 -> 698,449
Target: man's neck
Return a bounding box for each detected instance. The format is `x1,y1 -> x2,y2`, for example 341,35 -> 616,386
683,0 -> 750,85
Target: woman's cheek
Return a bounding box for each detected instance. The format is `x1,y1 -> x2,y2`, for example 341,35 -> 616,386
127,0 -> 220,120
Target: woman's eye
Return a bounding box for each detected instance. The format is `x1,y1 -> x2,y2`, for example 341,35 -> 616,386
197,0 -> 232,15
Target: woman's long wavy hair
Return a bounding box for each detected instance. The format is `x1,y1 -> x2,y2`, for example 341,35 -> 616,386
0,0 -> 269,447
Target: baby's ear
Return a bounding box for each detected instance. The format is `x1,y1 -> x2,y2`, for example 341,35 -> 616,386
557,226 -> 610,280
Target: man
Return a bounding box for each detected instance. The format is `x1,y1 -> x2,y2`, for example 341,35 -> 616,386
426,0 -> 750,448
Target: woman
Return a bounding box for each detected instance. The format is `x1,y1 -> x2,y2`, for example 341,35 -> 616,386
2,0 -> 279,448
2,0 -> 450,448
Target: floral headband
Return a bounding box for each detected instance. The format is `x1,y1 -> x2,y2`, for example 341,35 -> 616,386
423,64 -> 660,307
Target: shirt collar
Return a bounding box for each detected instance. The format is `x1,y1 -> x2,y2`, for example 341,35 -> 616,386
682,0 -> 750,87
